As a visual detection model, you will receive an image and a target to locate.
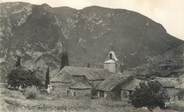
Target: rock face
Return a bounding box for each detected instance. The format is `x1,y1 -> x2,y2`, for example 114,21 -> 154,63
0,2 -> 183,72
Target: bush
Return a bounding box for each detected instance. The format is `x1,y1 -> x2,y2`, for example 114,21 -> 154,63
129,81 -> 169,109
7,66 -> 44,89
24,86 -> 40,99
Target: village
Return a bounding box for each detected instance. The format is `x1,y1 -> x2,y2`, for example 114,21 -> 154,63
48,50 -> 184,102
1,49 -> 184,112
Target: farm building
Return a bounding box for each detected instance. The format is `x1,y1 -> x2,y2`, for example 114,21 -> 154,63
68,82 -> 92,97
121,78 -> 142,98
154,77 -> 181,101
97,73 -> 135,100
50,66 -> 112,97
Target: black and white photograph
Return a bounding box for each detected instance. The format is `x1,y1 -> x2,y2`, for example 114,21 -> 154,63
0,0 -> 184,112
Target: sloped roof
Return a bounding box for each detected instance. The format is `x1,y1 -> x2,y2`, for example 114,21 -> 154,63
108,51 -> 118,61
97,73 -> 133,91
121,78 -> 142,91
51,66 -> 112,82
154,77 -> 179,88
69,82 -> 92,90
51,71 -> 73,83
91,81 -> 102,88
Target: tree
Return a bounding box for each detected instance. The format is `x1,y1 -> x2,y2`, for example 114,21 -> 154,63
129,81 -> 169,109
45,66 -> 50,89
7,66 -> 43,89
60,51 -> 69,70
15,56 -> 21,67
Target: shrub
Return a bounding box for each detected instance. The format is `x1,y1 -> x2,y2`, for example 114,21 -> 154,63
7,66 -> 44,89
129,81 -> 169,109
24,86 -> 40,99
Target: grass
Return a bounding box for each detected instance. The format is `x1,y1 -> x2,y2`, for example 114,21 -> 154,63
0,88 -> 87,112
24,86 -> 40,99
167,101 -> 184,111
0,87 -> 179,112
0,87 -> 134,112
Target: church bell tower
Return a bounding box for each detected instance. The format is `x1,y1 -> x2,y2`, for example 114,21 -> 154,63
104,51 -> 118,73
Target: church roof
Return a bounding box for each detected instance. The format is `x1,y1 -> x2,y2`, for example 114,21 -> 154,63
51,66 -> 112,82
97,73 -> 133,91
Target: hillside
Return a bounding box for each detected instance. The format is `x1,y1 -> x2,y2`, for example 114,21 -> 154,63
0,2 -> 183,75
134,44 -> 184,78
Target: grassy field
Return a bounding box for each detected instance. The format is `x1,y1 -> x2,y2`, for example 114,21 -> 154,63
0,87 -> 180,112
167,101 -> 184,111
0,88 -> 138,112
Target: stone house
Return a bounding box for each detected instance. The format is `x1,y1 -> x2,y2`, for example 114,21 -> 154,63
50,66 -> 111,97
68,82 -> 92,97
154,77 -> 180,101
121,78 -> 142,98
96,73 -> 135,100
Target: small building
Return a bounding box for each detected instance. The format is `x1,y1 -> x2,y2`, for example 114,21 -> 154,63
97,73 -> 133,100
154,77 -> 180,101
68,82 -> 92,97
121,78 -> 142,98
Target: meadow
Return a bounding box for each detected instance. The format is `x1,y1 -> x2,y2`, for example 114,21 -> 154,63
0,87 -> 152,112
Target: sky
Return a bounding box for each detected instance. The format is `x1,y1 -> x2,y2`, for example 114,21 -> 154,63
0,0 -> 184,40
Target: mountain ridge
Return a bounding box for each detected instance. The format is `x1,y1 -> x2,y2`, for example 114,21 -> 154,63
0,2 -> 183,73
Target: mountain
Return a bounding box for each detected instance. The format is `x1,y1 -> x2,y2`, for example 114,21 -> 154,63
0,2 -> 183,75
133,44 -> 184,79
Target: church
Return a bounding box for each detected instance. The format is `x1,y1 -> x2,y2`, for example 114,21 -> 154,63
50,50 -> 124,98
